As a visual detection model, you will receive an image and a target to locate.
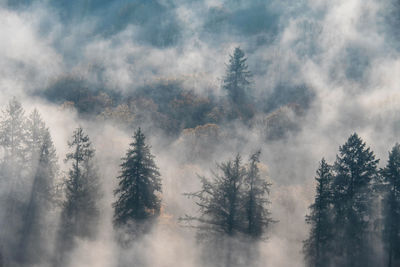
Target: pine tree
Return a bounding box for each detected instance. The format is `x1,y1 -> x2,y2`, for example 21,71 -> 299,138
331,133 -> 379,266
24,109 -> 47,173
0,97 -> 26,184
243,150 -> 273,239
113,128 -> 162,227
55,127 -> 100,265
303,158 -> 333,267
19,130 -> 58,264
0,98 -> 27,265
223,47 -> 252,105
381,144 -> 400,267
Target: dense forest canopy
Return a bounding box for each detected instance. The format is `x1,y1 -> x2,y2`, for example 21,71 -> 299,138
0,0 -> 400,266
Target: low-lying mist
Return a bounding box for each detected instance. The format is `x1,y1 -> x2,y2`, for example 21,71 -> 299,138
1,0 -> 400,266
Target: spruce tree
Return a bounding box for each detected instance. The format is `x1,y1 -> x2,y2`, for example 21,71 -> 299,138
55,127 -> 100,265
381,144 -> 400,267
24,109 -> 47,173
113,128 -> 162,227
0,98 -> 27,265
303,158 -> 333,267
243,150 -> 273,239
0,97 -> 26,185
331,133 -> 379,266
223,47 -> 252,105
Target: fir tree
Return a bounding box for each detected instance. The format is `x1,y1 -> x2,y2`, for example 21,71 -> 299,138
24,109 -> 47,173
381,144 -> 400,267
331,133 -> 379,266
243,150 -> 273,239
0,98 -> 27,265
55,127 -> 100,265
303,158 -> 333,267
0,97 -> 26,183
113,128 -> 162,227
223,47 -> 252,105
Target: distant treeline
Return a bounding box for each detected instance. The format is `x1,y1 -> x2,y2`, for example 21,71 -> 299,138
37,47 -> 314,139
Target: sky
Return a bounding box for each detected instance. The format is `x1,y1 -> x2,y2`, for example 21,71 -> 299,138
0,0 -> 400,266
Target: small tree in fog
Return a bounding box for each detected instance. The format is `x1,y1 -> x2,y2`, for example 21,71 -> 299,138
113,128 -> 162,227
24,109 -> 47,173
303,158 -> 333,267
243,150 -> 273,239
381,144 -> 400,267
223,47 -> 252,105
55,127 -> 100,264
19,130 -> 58,264
0,97 -> 26,181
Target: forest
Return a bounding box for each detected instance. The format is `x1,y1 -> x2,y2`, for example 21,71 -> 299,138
1,0 -> 400,266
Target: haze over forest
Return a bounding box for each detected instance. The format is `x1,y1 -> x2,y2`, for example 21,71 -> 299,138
0,0 -> 400,266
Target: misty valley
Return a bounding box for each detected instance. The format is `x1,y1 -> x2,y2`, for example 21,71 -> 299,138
1,0 -> 400,266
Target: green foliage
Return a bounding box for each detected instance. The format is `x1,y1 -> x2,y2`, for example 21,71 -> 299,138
303,158 -> 333,267
0,97 -> 26,175
381,144 -> 400,267
243,150 -> 273,238
185,151 -> 272,240
55,127 -> 100,264
304,133 -> 380,267
113,128 -> 162,227
223,47 -> 252,106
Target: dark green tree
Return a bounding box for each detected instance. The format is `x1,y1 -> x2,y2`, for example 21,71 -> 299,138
54,127 -> 100,265
243,150 -> 273,239
223,47 -> 252,105
331,133 -> 379,267
381,144 -> 400,267
303,158 -> 333,267
113,128 -> 162,227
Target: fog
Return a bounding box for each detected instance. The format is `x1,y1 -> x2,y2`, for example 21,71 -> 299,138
0,0 -> 399,266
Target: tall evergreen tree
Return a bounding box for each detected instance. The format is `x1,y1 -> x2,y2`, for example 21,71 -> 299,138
113,128 -> 162,227
381,144 -> 400,267
24,109 -> 47,173
303,158 -> 333,267
55,127 -> 100,265
243,150 -> 273,239
0,98 -> 27,265
0,97 -> 26,184
331,133 -> 379,267
19,130 -> 58,265
223,47 -> 252,105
